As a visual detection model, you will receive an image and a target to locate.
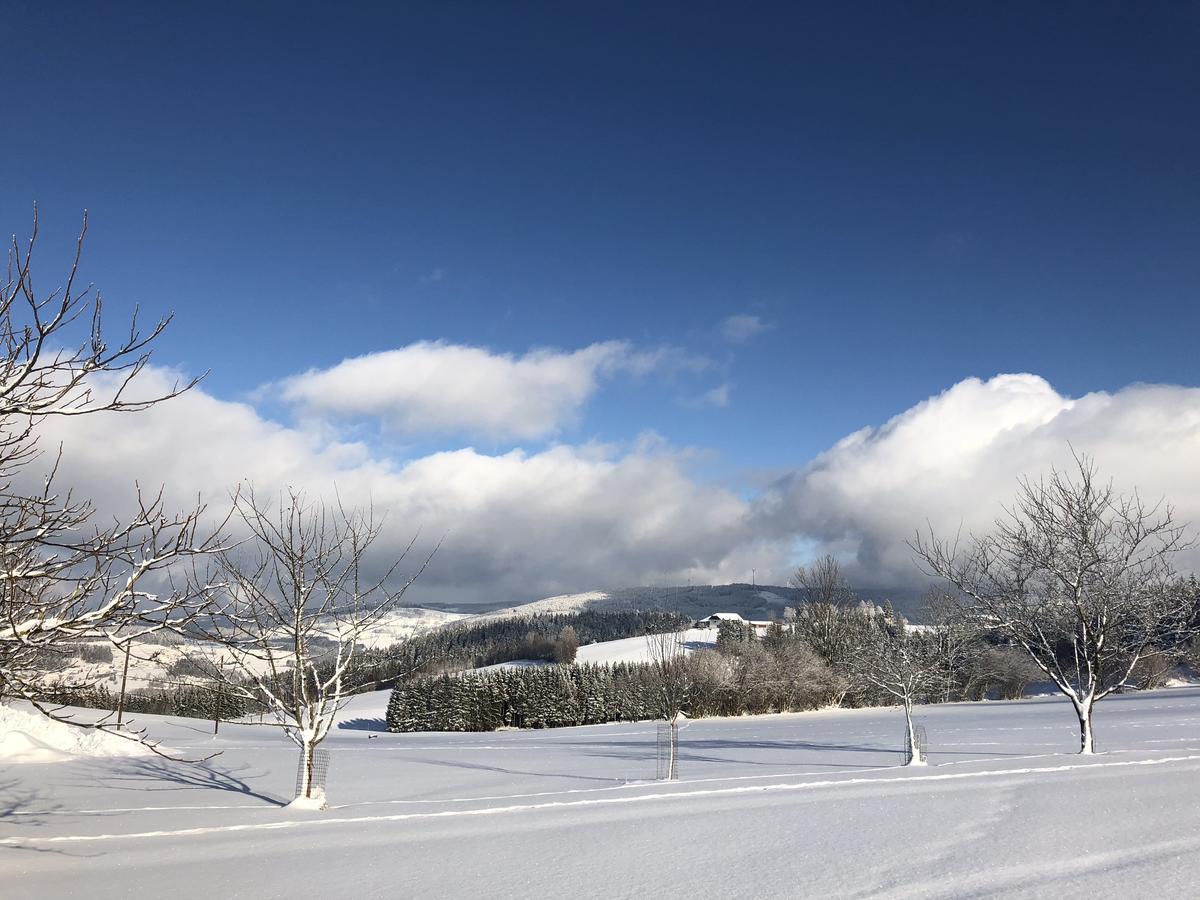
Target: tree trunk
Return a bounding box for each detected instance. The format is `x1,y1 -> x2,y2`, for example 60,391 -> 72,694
115,642 -> 132,728
289,736 -> 327,808
666,715 -> 679,780
300,741 -> 315,798
1076,697 -> 1095,754
903,698 -> 924,766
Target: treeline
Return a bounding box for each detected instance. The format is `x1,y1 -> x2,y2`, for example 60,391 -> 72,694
32,682 -> 248,721
390,665 -> 658,731
386,658 -> 838,732
386,623 -> 848,733
383,618 -> 1051,733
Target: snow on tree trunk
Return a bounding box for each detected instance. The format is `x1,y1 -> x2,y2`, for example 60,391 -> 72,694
289,739 -> 327,810
667,716 -> 679,781
1076,696 -> 1095,755
903,697 -> 925,766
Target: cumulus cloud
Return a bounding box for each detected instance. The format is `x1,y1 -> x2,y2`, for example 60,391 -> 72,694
719,314 -> 770,344
754,374 -> 1200,586
28,369 -> 1200,606
273,340 -> 697,442
34,367 -> 784,607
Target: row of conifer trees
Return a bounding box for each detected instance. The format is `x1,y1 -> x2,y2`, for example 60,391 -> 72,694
32,682 -> 249,721
384,655 -> 840,732
387,664 -> 669,731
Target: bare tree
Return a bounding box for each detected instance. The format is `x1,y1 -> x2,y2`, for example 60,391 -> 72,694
645,628 -> 690,780
844,618 -> 945,765
921,590 -> 983,703
961,646 -> 1043,701
0,209 -> 222,752
194,487 -> 433,807
685,648 -> 736,715
728,634 -> 845,713
792,554 -> 855,607
553,625 -> 579,663
789,555 -> 870,667
645,628 -> 690,722
912,454 -> 1195,754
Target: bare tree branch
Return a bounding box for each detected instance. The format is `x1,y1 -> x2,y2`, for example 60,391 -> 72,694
192,486 -> 435,807
909,452 -> 1196,754
0,209 -> 225,759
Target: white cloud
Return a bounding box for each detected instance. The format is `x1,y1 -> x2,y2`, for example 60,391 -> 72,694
754,374 -> 1200,585
698,383 -> 732,408
274,340 -> 695,442
720,314 -> 770,344
29,369 -> 1200,606
33,367 -> 785,607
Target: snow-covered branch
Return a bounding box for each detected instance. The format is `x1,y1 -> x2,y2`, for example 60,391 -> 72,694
191,486 -> 434,806
910,452 -> 1197,754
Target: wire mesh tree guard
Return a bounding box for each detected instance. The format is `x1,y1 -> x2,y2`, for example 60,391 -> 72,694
656,719 -> 680,781
902,723 -> 928,765
295,747 -> 331,801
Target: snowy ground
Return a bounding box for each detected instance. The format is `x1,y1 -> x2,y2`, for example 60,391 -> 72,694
324,605 -> 468,650
6,687 -> 1200,898
0,706 -> 153,764
575,628 -> 717,664
479,629 -> 719,671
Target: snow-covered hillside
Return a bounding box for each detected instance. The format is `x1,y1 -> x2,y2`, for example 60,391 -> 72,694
46,606 -> 466,694
574,628 -> 717,665
482,590 -> 613,618
347,606 -> 468,649
485,585 -> 791,622
469,629 -> 719,672
8,688 -> 1200,897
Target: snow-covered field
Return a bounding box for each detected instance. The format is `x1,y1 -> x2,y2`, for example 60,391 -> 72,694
575,628 -> 717,664
478,629 -> 719,670
6,686 -> 1200,897
337,605 -> 468,650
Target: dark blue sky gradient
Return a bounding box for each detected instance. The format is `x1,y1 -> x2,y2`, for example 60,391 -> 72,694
2,2 -> 1197,467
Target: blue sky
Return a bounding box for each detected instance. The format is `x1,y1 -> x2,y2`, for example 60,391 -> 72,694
4,4 -> 1199,602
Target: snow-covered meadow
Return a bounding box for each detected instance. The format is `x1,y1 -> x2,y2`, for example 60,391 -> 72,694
6,686 -> 1200,898
575,628 -> 717,664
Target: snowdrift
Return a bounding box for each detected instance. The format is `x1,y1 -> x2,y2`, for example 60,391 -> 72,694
0,704 -> 153,764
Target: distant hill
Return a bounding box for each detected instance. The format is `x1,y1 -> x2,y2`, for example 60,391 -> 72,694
52,606 -> 467,694
353,607 -> 470,649
479,583 -> 934,624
